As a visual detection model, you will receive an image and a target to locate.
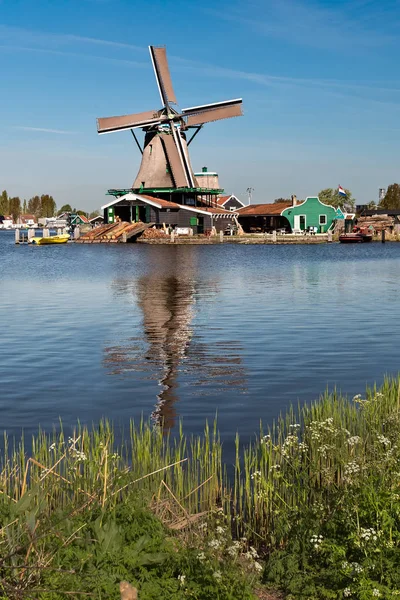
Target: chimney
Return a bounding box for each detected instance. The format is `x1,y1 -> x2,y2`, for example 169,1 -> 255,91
202,166 -> 208,173
291,194 -> 297,207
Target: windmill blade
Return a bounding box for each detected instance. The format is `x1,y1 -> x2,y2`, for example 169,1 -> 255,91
97,110 -> 161,134
149,46 -> 177,106
162,132 -> 193,188
182,98 -> 243,126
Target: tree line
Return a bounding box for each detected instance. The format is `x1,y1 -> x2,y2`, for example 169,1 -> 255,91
0,191 -> 100,221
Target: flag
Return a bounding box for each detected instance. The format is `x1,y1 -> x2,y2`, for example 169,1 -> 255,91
338,185 -> 347,197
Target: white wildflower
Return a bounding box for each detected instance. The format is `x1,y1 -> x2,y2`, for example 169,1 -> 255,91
251,471 -> 262,481
178,574 -> 186,586
377,434 -> 391,447
372,589 -> 381,597
347,436 -> 361,446
199,522 -> 208,531
213,570 -> 222,581
254,562 -> 263,572
197,552 -> 206,561
208,539 -> 221,550
351,562 -> 363,574
310,534 -> 323,549
343,588 -> 352,597
227,545 -> 238,557
216,526 -> 225,536
49,443 -> 56,451
261,434 -> 271,443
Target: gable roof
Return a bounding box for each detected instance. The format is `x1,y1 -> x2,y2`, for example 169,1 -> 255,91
238,202 -> 291,216
72,214 -> 89,223
216,194 -> 245,207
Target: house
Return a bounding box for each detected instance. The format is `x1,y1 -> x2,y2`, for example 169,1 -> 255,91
71,214 -> 89,226
102,193 -> 237,234
0,215 -> 13,229
89,215 -> 104,227
281,197 -> 337,233
237,201 -> 292,233
19,214 -> 37,228
216,194 -> 246,211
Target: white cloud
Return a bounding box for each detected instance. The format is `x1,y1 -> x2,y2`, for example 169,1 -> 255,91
14,126 -> 77,134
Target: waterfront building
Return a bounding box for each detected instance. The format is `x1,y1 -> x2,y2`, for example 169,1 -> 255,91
237,201 -> 292,233
101,193 -> 236,235
281,197 -> 337,233
238,196 -> 337,234
19,214 -> 37,228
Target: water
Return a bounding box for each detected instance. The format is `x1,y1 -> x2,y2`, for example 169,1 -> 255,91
1,230 -> 400,451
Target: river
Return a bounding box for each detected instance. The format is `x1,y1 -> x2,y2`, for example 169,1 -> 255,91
1,230 -> 399,450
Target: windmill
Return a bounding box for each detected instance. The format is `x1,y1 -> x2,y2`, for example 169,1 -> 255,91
97,46 -> 243,197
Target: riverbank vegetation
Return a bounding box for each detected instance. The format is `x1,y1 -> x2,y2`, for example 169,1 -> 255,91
2,377 -> 400,598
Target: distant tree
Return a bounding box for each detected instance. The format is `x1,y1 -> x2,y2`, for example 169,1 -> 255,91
28,196 -> 41,219
318,187 -> 355,211
22,199 -> 27,214
274,197 -> 289,203
379,184 -> 400,210
0,190 -> 9,215
89,210 -> 100,219
9,197 -> 21,221
76,210 -> 87,216
58,204 -> 72,215
40,194 -> 56,218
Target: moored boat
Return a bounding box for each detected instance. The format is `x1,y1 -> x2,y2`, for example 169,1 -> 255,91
339,232 -> 373,243
31,234 -> 70,245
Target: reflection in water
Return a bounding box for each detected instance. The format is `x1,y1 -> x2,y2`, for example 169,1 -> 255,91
104,247 -> 247,429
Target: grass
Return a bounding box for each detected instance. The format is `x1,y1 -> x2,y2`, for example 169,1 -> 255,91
2,377 -> 400,597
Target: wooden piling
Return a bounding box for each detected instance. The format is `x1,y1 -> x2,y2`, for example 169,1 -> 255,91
382,230 -> 386,243
74,227 -> 80,240
171,231 -> 175,243
328,230 -> 332,243
27,229 -> 35,243
15,229 -> 20,244
219,230 -> 224,243
43,228 -> 50,238
272,230 -> 277,242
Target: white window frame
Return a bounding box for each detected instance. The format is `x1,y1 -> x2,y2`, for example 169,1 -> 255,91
319,214 -> 327,225
296,214 -> 306,230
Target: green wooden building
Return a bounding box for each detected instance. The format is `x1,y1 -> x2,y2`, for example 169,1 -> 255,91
281,196 -> 337,233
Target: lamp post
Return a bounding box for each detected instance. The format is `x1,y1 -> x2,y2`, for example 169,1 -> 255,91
246,187 -> 254,205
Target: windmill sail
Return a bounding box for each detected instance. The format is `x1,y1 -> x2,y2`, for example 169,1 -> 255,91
182,98 -> 243,126
162,134 -> 191,188
97,110 -> 161,134
149,46 -> 177,106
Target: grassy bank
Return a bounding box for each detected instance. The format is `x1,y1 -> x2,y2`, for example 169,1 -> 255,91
2,378 -> 400,598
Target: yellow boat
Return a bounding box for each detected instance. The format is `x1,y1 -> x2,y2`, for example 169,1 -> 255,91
31,234 -> 70,245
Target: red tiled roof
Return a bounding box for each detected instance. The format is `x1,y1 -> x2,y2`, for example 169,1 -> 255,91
238,202 -> 291,216
21,214 -> 36,221
75,214 -> 89,223
217,195 -> 230,206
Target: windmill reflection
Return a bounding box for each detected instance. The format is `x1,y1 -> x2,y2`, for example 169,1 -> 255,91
104,247 -> 246,429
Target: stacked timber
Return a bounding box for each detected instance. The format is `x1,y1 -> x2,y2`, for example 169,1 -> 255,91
76,221 -> 155,243
356,215 -> 394,233
140,227 -> 168,240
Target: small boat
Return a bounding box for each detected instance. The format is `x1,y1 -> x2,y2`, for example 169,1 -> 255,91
31,234 -> 70,245
339,232 -> 373,243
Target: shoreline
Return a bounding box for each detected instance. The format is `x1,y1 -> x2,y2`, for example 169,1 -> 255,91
2,377 -> 400,598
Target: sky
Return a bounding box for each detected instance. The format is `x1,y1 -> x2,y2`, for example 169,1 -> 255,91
1,0 -> 400,211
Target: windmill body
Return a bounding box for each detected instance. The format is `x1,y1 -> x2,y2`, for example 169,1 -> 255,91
97,46 -> 243,206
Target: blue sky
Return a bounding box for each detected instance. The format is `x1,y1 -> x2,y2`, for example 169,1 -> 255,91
1,0 -> 400,211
